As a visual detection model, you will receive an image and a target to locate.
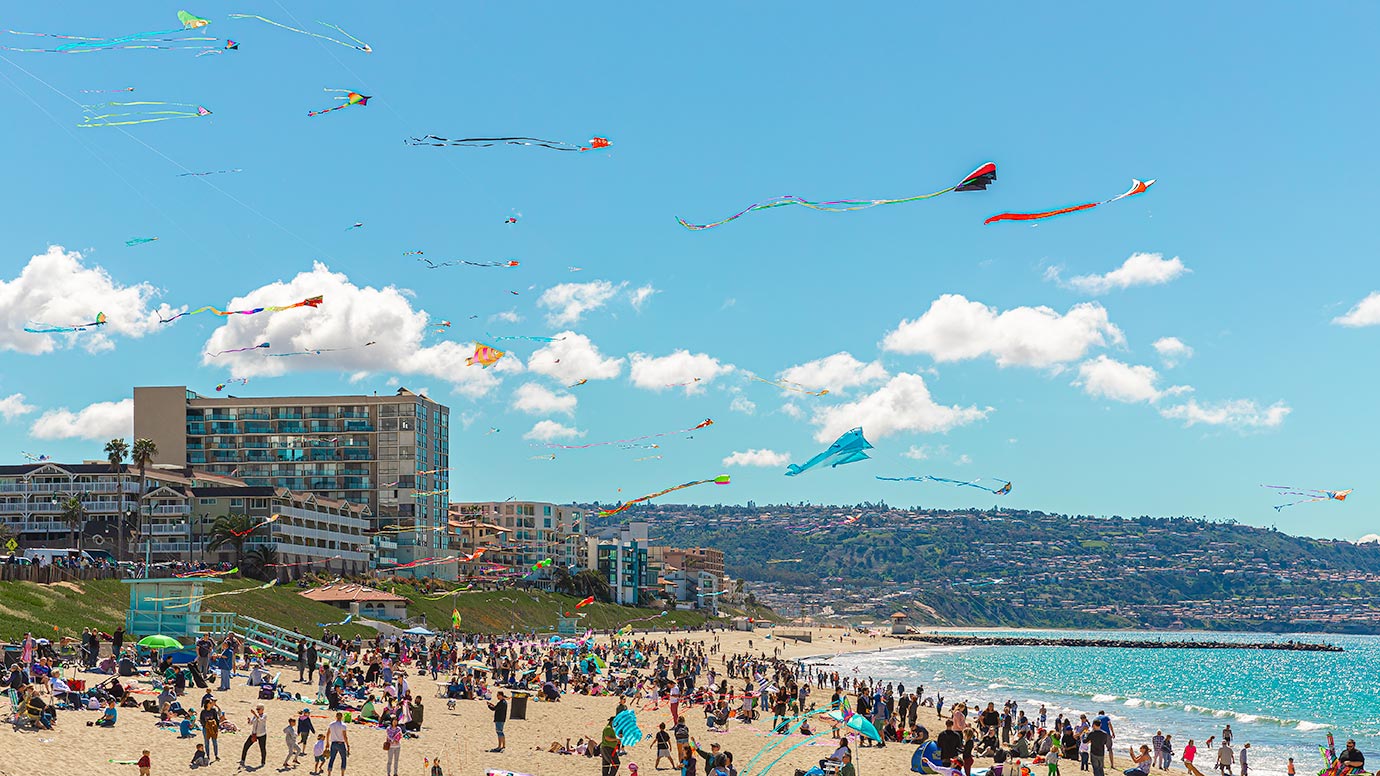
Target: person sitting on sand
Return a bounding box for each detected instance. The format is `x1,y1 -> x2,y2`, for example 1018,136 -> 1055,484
1122,746 -> 1153,776
95,699 -> 118,727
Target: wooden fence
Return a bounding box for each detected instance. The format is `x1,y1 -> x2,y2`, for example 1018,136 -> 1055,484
0,565 -> 121,583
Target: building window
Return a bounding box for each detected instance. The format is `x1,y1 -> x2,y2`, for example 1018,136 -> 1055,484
198,498 -> 216,506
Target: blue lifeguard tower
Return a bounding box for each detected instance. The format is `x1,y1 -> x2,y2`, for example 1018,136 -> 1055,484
123,578 -> 235,640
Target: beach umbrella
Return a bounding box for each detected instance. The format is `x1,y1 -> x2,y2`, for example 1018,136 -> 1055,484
826,709 -> 881,742
458,660 -> 490,671
138,634 -> 182,650
403,626 -> 435,636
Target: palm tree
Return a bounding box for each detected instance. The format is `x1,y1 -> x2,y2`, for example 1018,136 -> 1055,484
572,569 -> 612,602
104,439 -> 128,559
60,495 -> 86,553
206,513 -> 262,564
551,563 -> 575,595
243,544 -> 279,581
130,438 -> 157,567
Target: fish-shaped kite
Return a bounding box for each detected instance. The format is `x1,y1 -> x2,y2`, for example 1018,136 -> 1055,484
785,427 -> 873,476
466,342 -> 506,368
985,178 -> 1155,225
1261,485 -> 1352,511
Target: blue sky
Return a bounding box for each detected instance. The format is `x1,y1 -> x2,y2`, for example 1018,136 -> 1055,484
1,3 -> 1377,540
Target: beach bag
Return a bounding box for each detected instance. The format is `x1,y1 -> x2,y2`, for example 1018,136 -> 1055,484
384,740 -> 392,751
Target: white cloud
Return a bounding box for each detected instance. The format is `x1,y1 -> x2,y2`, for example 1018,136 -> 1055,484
491,309 -> 523,324
1046,252 -> 1189,295
1357,534 -> 1380,545
778,352 -> 889,394
527,332 -> 624,384
882,294 -> 1124,369
1152,336 -> 1194,367
1075,356 -> 1190,404
30,398 -> 133,440
722,449 -> 791,468
729,395 -> 756,415
523,420 -> 584,441
779,402 -> 804,419
629,284 -> 658,312
538,280 -> 625,326
903,444 -> 947,461
1333,292 -> 1380,327
1159,399 -> 1291,430
0,245 -> 180,355
955,454 -> 973,466
810,373 -> 990,443
0,393 -> 36,422
628,350 -> 734,395
512,383 -> 577,416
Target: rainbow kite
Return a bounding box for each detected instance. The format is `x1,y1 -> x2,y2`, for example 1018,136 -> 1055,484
24,312 -> 107,333
598,475 -> 730,517
160,295 -> 322,324
466,342 -> 506,368
1262,485 -> 1352,511
308,89 -> 370,117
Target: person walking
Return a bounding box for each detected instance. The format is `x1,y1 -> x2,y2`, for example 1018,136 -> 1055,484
240,704 -> 269,768
326,711 -> 350,776
200,699 -> 221,761
1183,740 -> 1204,776
383,719 -> 404,776
1215,743 -> 1235,776
487,691 -> 508,753
1239,744 -> 1249,776
1087,720 -> 1112,776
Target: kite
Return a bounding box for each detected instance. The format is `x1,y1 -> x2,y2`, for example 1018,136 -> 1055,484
2,11 -> 220,55
22,452 -> 52,462
541,419 -> 714,449
79,102 -> 211,127
466,342 -> 506,368
316,614 -> 353,628
677,161 -> 996,230
529,454 -> 556,461
451,608 -> 462,629
125,237 -> 158,246
617,443 -> 660,450
568,266 -> 584,272
877,475 -> 1012,495
227,514 -> 279,536
505,216 -> 518,224
486,427 -> 500,435
24,312 -> 107,333
195,39 -> 237,56
160,578 -> 277,609
345,222 -> 364,230
175,567 -> 237,578
746,373 -> 829,397
207,342 -> 269,357
177,11 -> 210,29
419,258 -> 520,269
308,89 -> 370,117
403,250 -> 424,256
406,135 -> 611,152
667,377 -> 701,387
569,379 -> 589,387
985,178 -> 1155,225
159,295 -> 322,324
81,87 -> 134,93
433,320 -> 452,332
785,427 -> 872,476
597,475 -> 730,517
225,14 -> 372,53
267,341 -> 376,357
532,558 -> 553,570
178,168 -> 241,176
634,455 -> 663,462
487,334 -> 561,343
215,378 -> 250,392
1262,485 -> 1352,511
575,596 -> 596,609
612,710 -> 643,747
266,555 -> 341,568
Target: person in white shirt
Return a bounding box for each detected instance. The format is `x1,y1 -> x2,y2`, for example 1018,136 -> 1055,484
326,711 -> 351,776
240,704 -> 268,767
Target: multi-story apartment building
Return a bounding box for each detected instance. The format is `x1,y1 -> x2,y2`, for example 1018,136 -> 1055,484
448,501 -> 586,572
133,385 -> 452,575
650,546 -> 726,589
585,521 -> 655,606
0,462 -> 372,574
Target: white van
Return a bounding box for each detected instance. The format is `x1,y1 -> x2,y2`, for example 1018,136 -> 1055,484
23,548 -> 99,566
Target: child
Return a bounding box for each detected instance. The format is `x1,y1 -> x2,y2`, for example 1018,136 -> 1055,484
283,719 -> 304,768
1047,738 -> 1060,776
1287,759 -> 1295,776
191,744 -> 210,768
137,750 -> 151,776
1079,733 -> 1091,771
428,757 -> 444,776
311,733 -> 327,774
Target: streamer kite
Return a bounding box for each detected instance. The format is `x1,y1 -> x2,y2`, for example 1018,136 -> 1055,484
174,567 -> 237,578
126,237 -> 159,246
225,14 -> 371,53
542,419 -> 714,450
23,452 -> 52,462
316,614 -> 353,628
985,178 -> 1155,225
3,11 -> 218,54
575,596 -> 596,609
178,168 -> 241,177
569,379 -> 589,387
505,216 -> 518,224
785,427 -> 872,476
215,378 -> 250,392
532,558 -> 553,570
24,312 -> 107,333
228,514 -> 279,536
267,341 -> 376,357
597,474 -> 730,517
80,102 -> 211,127
1261,485 -> 1352,511
677,162 -> 996,230
82,87 -> 134,93
466,342 -> 506,368
487,334 -> 561,343
746,373 -> 829,396
877,475 -> 1012,495
308,89 -> 370,117
160,295 -> 322,324
159,578 -> 277,609
406,135 -> 611,152
419,258 -> 520,269
208,342 -> 269,357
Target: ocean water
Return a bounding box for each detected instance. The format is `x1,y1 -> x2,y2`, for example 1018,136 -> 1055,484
821,630 -> 1380,776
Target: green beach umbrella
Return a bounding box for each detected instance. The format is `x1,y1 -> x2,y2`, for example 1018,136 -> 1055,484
138,634 -> 183,649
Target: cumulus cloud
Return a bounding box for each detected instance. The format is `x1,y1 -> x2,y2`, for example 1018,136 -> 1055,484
0,245 -> 180,355
729,395 -> 756,415
30,398 -> 133,440
629,284 -> 658,312
1159,399 -> 1291,429
1152,336 -> 1194,367
0,393 -> 36,422
1046,252 -> 1188,295
538,280 -> 626,326
491,309 -> 523,324
527,332 -> 624,384
903,444 -> 944,461
955,454 -> 972,466
882,294 -> 1123,369
1357,534 -> 1380,545
1075,356 -> 1191,404
512,383 -> 577,416
628,350 -> 734,394
199,262 -> 516,398
779,403 -> 804,419
810,373 -> 990,442
1333,292 -> 1380,327
778,352 -> 888,394
722,449 -> 791,468
523,420 -> 584,441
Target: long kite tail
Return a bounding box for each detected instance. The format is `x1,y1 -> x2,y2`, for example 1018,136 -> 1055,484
985,178 -> 1154,225
403,135 -> 598,151
307,103 -> 349,117
225,14 -> 371,53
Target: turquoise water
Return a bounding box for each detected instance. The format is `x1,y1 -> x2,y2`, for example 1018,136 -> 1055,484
825,630 -> 1379,776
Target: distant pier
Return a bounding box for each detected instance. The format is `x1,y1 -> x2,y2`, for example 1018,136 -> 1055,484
896,634 -> 1343,652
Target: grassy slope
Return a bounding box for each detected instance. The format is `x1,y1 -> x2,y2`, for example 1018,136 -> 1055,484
0,580 -> 713,642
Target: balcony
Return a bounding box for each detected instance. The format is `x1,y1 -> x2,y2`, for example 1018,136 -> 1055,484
149,523 -> 190,536
136,541 -> 191,555
150,504 -> 191,516
13,521 -> 70,533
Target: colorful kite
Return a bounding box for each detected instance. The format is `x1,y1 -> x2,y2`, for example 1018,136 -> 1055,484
24,312 -> 107,333
1262,485 -> 1352,511
207,342 -> 269,357
308,89 -> 370,117
487,334 -> 561,343
598,475 -> 730,517
877,475 -> 1012,495
178,168 -> 241,176
22,452 -> 52,462
126,237 -> 159,246
225,14 -> 371,53
227,514 -> 279,537
80,101 -> 211,127
466,342 -> 506,368
419,258 -> 520,269
174,566 -> 237,578
569,379 -> 589,387
316,614 -> 353,628
3,11 -> 219,54
505,216 -> 518,224
575,596 -> 596,609
540,418 -> 714,450
177,11 -> 210,29
215,378 -> 250,392
406,135 -> 611,152
345,222 -> 364,230
160,295 -> 323,323
529,454 -> 556,461
785,427 -> 872,476
195,39 -> 237,56
81,87 -> 135,93
451,608 -> 462,629
612,710 -> 643,747
532,558 -> 553,570
267,341 -> 376,357
746,373 -> 830,396
985,178 -> 1155,225
677,162 -> 996,231
160,578 -> 277,609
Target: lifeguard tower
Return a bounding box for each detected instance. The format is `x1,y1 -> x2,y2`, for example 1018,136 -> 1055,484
556,615 -> 580,635
124,578 -> 235,640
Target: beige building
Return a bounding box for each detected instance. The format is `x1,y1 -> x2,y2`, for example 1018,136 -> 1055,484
651,546 -> 726,587
448,501 -> 587,573
133,385 -> 451,575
